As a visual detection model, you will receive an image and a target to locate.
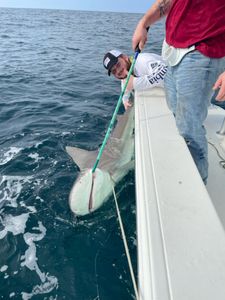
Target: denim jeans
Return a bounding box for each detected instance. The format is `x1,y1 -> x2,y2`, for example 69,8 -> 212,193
164,51 -> 225,182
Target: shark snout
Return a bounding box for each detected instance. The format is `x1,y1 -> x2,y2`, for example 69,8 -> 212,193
69,168 -> 112,216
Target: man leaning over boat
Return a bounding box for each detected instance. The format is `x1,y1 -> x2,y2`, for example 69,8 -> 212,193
103,49 -> 167,110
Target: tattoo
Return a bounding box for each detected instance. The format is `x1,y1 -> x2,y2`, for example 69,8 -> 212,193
158,0 -> 171,17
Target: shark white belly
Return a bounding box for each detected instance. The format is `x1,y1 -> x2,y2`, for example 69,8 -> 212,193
66,106 -> 135,216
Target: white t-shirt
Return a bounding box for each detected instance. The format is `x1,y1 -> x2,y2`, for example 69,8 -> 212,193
121,53 -> 167,103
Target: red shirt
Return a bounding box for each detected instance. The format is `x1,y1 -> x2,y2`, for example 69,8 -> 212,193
166,0 -> 225,58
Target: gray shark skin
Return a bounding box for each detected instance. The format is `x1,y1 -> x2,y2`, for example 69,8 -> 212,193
66,107 -> 134,216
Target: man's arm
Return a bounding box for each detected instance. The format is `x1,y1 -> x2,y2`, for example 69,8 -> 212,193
133,62 -> 168,90
132,0 -> 172,51
213,71 -> 225,101
121,59 -> 168,109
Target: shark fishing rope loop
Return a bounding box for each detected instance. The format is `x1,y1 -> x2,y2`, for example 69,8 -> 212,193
110,178 -> 139,300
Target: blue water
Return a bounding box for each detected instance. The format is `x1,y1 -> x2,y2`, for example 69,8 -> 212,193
0,8 -> 164,299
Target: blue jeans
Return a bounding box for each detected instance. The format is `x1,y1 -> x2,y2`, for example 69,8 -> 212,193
164,51 -> 225,182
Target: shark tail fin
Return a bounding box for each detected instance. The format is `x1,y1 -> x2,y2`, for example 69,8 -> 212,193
66,146 -> 98,170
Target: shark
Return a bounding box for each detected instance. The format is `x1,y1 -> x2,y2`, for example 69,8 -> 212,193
66,106 -> 135,216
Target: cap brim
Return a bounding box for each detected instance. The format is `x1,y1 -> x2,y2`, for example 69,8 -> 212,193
106,56 -> 118,76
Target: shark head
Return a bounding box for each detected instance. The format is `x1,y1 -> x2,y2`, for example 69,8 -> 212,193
69,168 -> 113,216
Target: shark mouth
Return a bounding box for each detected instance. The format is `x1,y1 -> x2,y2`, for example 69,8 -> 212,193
88,172 -> 95,212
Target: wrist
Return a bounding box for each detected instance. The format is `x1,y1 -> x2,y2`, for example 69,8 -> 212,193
139,18 -> 149,30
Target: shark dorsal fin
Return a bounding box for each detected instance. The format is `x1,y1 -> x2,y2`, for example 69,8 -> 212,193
66,146 -> 98,170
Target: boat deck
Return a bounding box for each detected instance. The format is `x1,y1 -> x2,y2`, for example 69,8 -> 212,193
135,88 -> 225,300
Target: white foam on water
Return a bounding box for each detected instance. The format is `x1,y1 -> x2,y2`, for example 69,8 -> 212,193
20,202 -> 37,213
0,175 -> 33,208
0,213 -> 30,239
34,140 -> 44,148
0,176 -> 58,298
32,178 -> 47,189
36,196 -> 44,203
28,153 -> 44,163
55,216 -> 76,227
9,292 -> 15,298
0,265 -> 8,272
0,147 -> 22,166
20,221 -> 58,298
21,222 -> 46,281
21,274 -> 58,300
62,131 -> 71,136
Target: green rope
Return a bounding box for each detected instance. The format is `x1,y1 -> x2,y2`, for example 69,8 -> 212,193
92,52 -> 139,173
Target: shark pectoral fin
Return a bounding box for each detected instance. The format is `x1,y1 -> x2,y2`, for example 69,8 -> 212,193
114,159 -> 135,174
66,146 -> 98,170
111,159 -> 135,183
121,159 -> 135,169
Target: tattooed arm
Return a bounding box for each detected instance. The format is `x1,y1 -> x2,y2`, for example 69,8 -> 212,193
132,0 -> 172,50
158,0 -> 172,17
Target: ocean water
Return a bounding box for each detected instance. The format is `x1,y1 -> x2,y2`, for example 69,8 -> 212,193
0,8 -> 165,300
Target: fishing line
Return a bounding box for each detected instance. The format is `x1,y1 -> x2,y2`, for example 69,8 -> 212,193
111,179 -> 139,300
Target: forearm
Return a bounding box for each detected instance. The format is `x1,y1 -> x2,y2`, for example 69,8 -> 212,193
138,0 -> 172,29
132,0 -> 172,50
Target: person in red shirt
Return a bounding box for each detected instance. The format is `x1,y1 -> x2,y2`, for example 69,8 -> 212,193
132,0 -> 225,183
